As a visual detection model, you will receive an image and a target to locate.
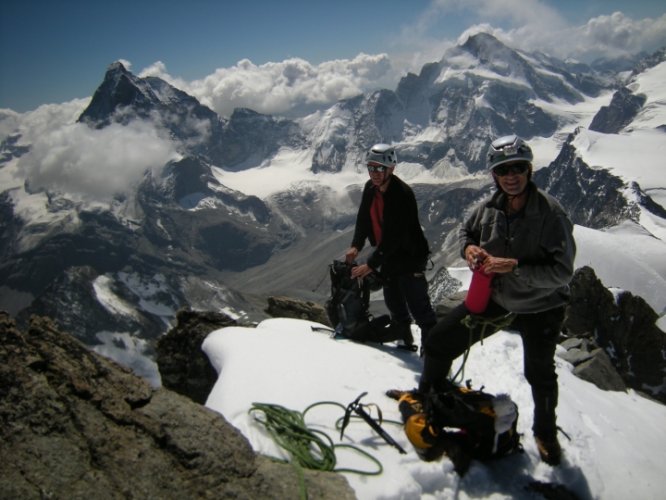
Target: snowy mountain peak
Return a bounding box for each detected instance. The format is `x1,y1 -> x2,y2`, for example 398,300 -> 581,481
107,60 -> 130,75
78,61 -> 160,128
459,32 -> 522,69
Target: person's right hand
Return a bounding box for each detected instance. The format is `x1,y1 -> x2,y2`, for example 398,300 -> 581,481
345,247 -> 359,264
350,263 -> 373,279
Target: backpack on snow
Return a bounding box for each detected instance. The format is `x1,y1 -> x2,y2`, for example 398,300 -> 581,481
324,260 -> 389,341
387,383 -> 522,475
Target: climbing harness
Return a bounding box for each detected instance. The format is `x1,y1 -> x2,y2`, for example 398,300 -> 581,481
451,312 -> 516,384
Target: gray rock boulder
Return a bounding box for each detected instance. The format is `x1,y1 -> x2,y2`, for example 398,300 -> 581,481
572,348 -> 627,392
265,295 -> 331,326
0,312 -> 354,500
156,308 -> 238,404
564,266 -> 666,402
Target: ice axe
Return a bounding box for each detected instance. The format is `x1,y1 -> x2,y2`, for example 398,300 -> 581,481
340,391 -> 407,454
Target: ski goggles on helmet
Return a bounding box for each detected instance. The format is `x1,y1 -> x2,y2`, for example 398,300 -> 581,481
367,163 -> 388,173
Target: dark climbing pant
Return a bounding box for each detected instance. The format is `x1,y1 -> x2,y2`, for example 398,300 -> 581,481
382,271 -> 437,343
421,301 -> 564,439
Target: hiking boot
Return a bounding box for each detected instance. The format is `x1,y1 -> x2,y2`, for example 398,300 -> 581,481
440,435 -> 473,476
400,324 -> 414,346
378,322 -> 413,345
535,435 -> 562,466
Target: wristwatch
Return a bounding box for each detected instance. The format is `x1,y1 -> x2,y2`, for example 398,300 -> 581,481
512,261 -> 521,277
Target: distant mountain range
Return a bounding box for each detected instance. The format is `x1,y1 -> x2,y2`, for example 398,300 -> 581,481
1,33 -> 664,381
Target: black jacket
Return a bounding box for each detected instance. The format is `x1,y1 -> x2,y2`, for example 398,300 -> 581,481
351,174 -> 430,276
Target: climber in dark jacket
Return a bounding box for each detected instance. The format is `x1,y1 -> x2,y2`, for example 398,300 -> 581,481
420,135 -> 576,466
345,144 -> 437,348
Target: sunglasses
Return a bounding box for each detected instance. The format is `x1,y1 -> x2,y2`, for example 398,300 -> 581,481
492,162 -> 529,177
367,164 -> 388,173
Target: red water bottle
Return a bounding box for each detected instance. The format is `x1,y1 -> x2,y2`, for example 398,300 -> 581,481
465,268 -> 495,314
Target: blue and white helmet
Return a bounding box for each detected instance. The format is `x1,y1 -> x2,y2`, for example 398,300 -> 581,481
487,135 -> 533,170
366,144 -> 397,168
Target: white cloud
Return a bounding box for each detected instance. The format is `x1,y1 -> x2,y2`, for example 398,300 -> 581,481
578,12 -> 666,58
395,1 -> 666,72
140,54 -> 393,118
130,3 -> 664,122
14,99 -> 89,140
391,0 -> 567,72
475,10 -> 666,62
493,11 -> 664,62
17,114 -> 179,201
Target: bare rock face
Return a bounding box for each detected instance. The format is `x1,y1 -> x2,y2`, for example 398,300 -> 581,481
156,308 -> 236,403
265,295 -> 331,326
0,312 -> 354,500
564,266 -> 666,403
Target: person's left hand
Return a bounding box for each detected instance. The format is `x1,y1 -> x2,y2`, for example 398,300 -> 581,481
350,263 -> 374,279
481,255 -> 518,274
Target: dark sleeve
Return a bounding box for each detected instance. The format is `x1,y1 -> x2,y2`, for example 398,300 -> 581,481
458,203 -> 484,259
351,182 -> 372,251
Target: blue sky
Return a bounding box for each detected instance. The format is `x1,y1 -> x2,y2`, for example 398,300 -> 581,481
1,0 -> 665,113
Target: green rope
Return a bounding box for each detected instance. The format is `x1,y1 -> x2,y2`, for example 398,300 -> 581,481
250,402 -> 338,471
451,312 -> 516,384
249,400 -> 386,477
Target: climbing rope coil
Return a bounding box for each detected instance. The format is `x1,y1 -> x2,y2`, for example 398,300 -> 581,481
248,393 -> 407,477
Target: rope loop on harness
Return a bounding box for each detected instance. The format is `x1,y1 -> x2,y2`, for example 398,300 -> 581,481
451,312 -> 516,384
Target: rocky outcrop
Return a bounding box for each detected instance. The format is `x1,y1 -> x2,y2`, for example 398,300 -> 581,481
534,132 -> 641,229
564,266 -> 666,402
558,337 -> 627,392
156,308 -> 238,404
588,87 -> 647,133
0,312 -> 354,500
265,295 -> 331,326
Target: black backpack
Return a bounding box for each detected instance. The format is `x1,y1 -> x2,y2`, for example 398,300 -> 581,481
387,384 -> 522,475
325,260 -> 389,341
